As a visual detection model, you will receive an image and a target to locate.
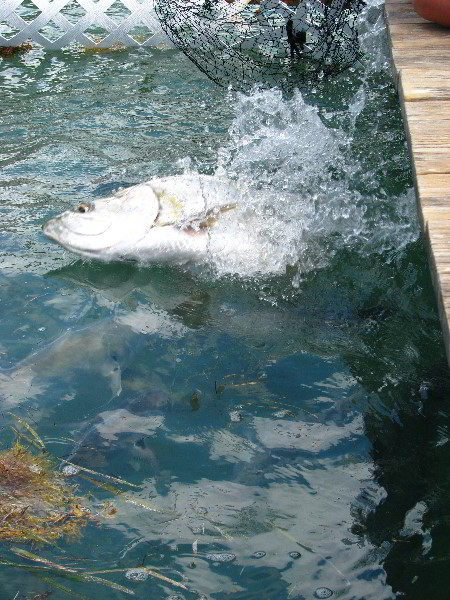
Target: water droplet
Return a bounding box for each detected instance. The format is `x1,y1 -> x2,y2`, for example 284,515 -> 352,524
419,382 -> 429,400
252,550 -> 266,558
125,568 -> 149,582
314,587 -> 333,599
205,552 -> 236,563
288,551 -> 301,559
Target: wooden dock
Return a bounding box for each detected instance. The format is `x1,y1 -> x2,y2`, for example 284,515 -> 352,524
384,0 -> 450,364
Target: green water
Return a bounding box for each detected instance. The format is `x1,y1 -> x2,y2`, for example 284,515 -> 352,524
1,13 -> 450,600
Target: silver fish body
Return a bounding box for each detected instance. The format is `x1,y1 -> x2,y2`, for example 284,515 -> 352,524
0,320 -> 127,409
43,175 -> 239,266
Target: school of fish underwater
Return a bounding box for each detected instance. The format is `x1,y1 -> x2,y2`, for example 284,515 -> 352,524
1,0 -> 450,599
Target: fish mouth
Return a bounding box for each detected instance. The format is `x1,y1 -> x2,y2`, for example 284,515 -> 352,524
43,212 -> 112,239
42,182 -> 161,257
43,215 -> 116,256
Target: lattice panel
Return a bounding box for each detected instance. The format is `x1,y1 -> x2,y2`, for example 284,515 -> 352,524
0,0 -> 173,48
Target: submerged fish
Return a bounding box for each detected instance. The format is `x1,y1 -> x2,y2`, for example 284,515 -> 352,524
65,392 -> 169,472
0,302 -> 187,410
43,175 -> 243,266
0,321 -> 125,409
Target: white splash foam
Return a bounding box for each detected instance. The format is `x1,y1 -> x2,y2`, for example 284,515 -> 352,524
173,0 -> 416,280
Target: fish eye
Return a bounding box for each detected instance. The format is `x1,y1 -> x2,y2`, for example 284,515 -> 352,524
76,202 -> 93,214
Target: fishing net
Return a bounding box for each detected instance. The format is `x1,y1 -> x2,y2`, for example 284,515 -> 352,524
154,0 -> 366,91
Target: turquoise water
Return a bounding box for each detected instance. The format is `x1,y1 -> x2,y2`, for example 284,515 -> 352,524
1,6 -> 450,600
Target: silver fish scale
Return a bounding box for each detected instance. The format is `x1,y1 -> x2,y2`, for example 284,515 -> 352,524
151,176 -> 238,228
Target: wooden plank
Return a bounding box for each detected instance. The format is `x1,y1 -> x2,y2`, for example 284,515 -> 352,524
384,4 -> 427,24
404,101 -> 450,120
421,198 -> 450,229
389,51 -> 450,80
413,153 -> 450,176
390,30 -> 450,47
408,129 -> 450,147
388,23 -> 450,36
385,1 -> 450,365
416,174 -> 450,201
386,13 -> 430,25
400,69 -> 450,101
390,49 -> 450,67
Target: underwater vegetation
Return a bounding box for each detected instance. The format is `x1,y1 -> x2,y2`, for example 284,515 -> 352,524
0,414 -> 92,544
0,415 -> 188,598
0,441 -> 88,544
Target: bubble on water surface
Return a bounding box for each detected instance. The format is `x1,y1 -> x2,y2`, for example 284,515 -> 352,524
205,552 -> 236,563
125,568 -> 149,581
274,410 -> 292,418
288,551 -> 301,559
314,587 -> 333,599
62,465 -> 80,476
251,550 -> 266,559
230,410 -> 243,422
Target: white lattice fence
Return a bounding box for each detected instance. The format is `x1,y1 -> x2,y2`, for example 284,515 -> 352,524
0,0 -> 173,48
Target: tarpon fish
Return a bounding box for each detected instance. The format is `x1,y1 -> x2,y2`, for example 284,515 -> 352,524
43,175 -> 240,266
65,392 -> 169,473
0,321 -> 125,409
0,304 -> 185,409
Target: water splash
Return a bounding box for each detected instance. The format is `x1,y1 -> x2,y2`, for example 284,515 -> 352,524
194,0 -> 417,280
205,82 -> 417,279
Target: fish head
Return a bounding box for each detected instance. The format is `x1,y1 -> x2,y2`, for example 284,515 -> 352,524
43,179 -> 210,264
43,183 -> 160,261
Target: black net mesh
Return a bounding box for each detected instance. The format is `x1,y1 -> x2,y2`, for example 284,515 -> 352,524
154,0 -> 366,91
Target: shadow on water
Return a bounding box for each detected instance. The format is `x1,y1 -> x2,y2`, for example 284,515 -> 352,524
316,242 -> 450,599
39,232 -> 450,599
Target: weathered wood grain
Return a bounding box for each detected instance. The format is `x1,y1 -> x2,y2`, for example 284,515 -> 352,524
384,1 -> 450,365
400,69 -> 450,101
